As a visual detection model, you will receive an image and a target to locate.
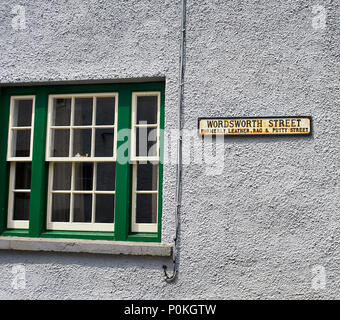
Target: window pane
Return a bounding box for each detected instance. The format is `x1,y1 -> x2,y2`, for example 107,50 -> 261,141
136,194 -> 157,224
13,99 -> 33,127
74,163 -> 93,191
73,194 -> 92,222
53,98 -> 71,126
52,129 -> 70,157
95,129 -> 114,157
51,193 -> 70,222
13,192 -> 30,220
96,97 -> 115,125
15,162 -> 31,190
73,129 -> 91,157
74,98 -> 93,126
95,194 -> 114,223
53,163 -> 72,190
137,163 -> 158,191
97,163 -> 115,191
137,96 -> 158,124
13,129 -> 31,157
136,127 -> 157,157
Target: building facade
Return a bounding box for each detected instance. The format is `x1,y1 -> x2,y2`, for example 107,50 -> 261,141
0,0 -> 339,299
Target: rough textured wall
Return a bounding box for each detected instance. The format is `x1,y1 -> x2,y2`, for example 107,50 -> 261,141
0,0 -> 339,299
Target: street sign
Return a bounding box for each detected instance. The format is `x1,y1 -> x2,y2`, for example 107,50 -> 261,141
198,117 -> 312,136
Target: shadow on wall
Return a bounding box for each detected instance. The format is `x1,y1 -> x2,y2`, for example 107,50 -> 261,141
0,250 -> 172,272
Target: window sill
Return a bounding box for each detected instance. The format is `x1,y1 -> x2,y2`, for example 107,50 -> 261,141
0,236 -> 172,257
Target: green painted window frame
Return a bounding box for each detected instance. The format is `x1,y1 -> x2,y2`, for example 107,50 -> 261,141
0,82 -> 165,243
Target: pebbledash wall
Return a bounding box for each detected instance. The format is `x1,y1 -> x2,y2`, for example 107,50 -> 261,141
0,0 -> 339,299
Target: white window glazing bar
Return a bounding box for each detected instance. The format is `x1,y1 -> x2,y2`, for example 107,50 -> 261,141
46,93 -> 118,162
91,162 -> 97,223
7,95 -> 35,162
69,97 -> 75,158
69,162 -> 75,223
7,162 -> 30,229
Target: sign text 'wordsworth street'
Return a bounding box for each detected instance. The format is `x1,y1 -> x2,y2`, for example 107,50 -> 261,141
198,117 -> 311,136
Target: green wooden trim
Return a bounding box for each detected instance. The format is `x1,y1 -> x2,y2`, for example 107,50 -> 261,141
2,230 -> 158,242
0,81 -> 165,243
2,82 -> 165,96
127,233 -> 160,243
114,87 -> 132,241
158,84 -> 166,241
1,229 -> 30,237
40,231 -> 115,241
29,89 -> 49,237
0,91 -> 10,234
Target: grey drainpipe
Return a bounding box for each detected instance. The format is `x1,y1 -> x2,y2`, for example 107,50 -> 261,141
163,0 -> 186,283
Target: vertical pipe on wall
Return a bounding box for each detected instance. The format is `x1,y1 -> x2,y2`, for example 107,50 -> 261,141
163,0 -> 186,283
